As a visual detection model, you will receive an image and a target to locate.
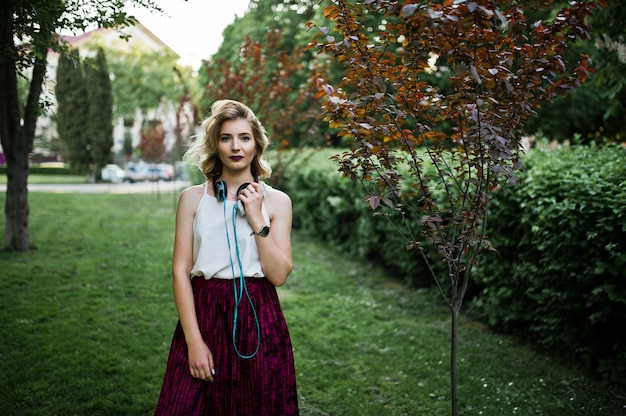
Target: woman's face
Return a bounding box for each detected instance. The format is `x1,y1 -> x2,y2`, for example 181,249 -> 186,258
217,118 -> 256,174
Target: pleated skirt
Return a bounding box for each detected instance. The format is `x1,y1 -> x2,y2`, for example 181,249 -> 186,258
154,277 -> 299,415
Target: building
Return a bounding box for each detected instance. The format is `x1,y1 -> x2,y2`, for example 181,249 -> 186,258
27,20 -> 192,164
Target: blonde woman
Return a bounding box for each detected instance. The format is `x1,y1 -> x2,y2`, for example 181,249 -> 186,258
155,100 -> 298,415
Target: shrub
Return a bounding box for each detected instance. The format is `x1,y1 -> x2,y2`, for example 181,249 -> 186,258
471,144 -> 626,385
281,148 -> 454,286
281,145 -> 626,384
0,165 -> 73,175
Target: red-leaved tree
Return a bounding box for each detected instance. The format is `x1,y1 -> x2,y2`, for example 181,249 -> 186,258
139,119 -> 165,163
199,29 -> 326,186
311,1 -> 604,414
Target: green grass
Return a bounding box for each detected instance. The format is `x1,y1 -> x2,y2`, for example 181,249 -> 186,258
0,192 -> 624,415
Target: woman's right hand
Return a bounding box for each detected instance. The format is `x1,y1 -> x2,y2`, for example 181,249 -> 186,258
187,339 -> 215,382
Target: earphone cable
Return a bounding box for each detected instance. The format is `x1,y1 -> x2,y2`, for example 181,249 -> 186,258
223,201 -> 261,359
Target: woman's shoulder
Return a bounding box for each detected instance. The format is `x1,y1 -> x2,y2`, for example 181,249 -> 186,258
262,183 -> 291,204
262,183 -> 291,220
178,183 -> 206,209
182,183 -> 206,197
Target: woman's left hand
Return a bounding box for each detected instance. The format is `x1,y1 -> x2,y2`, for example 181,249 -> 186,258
238,182 -> 264,222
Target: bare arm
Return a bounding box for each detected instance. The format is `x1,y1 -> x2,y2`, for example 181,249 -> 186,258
171,186 -> 214,381
239,183 -> 293,286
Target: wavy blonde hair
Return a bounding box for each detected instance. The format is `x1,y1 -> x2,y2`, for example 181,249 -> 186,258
185,99 -> 272,180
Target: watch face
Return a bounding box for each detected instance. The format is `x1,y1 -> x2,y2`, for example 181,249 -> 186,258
259,226 -> 270,237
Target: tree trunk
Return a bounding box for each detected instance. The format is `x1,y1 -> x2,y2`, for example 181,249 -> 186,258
4,152 -> 30,251
450,306 -> 460,416
0,24 -> 48,251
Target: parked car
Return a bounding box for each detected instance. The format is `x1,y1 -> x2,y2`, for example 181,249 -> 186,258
101,164 -> 125,183
123,164 -> 152,183
123,163 -> 174,183
149,164 -> 174,181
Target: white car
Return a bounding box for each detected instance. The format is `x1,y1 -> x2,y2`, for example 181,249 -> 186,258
101,164 -> 125,183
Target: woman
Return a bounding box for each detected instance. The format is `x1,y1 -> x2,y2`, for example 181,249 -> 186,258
154,100 -> 298,415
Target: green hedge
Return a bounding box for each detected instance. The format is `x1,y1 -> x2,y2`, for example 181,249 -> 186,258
280,145 -> 626,385
471,144 -> 626,385
280,148 -> 442,287
0,166 -> 73,175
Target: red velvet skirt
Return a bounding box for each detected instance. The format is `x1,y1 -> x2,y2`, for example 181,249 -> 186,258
154,277 -> 299,415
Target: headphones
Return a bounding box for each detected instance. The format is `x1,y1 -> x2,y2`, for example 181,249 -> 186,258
213,175 -> 265,216
213,173 -> 263,359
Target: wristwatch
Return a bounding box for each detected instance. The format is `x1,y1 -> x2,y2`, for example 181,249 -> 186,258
251,225 -> 270,237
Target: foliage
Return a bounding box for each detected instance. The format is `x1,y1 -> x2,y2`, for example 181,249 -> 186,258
55,50 -> 91,173
524,0 -> 626,143
471,144 -> 626,386
214,0 -> 319,65
203,0 -> 352,187
211,1 -> 626,148
139,119 -> 166,162
198,29 -> 326,187
199,30 -> 322,147
103,44 -> 187,160
104,46 -> 182,119
56,48 -> 114,177
0,191 -> 624,415
311,1 -> 602,414
279,148 -> 441,286
213,1 -> 625,146
280,143 -> 626,387
84,48 -> 114,177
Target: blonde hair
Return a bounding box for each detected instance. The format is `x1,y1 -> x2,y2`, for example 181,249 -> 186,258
185,99 -> 272,180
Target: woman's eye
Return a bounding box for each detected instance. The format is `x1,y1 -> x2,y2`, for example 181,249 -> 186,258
241,135 -> 251,141
220,136 -> 230,142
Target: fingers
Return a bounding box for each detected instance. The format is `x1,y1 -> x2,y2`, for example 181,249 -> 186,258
239,184 -> 263,209
188,349 -> 215,382
242,185 -> 259,199
190,365 -> 215,382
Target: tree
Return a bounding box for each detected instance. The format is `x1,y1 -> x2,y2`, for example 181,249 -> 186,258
311,1 -> 603,415
122,129 -> 134,159
0,0 -> 159,251
139,119 -> 165,163
200,31 -> 321,146
56,50 -> 91,173
199,29 -> 325,186
104,46 -> 183,161
214,0 -> 318,64
105,47 -> 181,120
84,48 -> 114,180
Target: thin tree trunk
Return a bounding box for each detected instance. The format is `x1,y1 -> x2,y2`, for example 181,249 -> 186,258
450,306 -> 460,416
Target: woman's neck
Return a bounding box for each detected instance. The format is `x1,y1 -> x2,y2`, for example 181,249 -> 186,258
216,170 -> 255,200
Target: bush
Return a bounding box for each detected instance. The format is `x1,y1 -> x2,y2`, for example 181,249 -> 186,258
0,165 -> 73,175
280,144 -> 626,385
280,148 -> 452,287
471,144 -> 626,385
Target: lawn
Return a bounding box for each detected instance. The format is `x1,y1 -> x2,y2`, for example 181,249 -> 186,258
0,192 -> 623,415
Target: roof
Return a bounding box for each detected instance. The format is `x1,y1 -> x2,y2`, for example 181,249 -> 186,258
58,19 -> 179,58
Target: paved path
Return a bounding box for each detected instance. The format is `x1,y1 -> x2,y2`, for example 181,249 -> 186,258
0,180 -> 191,194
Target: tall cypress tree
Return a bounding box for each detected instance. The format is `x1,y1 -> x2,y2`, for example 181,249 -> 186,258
84,47 -> 113,179
56,49 -> 91,173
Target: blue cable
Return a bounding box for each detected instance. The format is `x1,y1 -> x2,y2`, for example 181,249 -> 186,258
223,201 -> 261,359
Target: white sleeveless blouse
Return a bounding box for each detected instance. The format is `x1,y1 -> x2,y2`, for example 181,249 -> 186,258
190,182 -> 270,279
